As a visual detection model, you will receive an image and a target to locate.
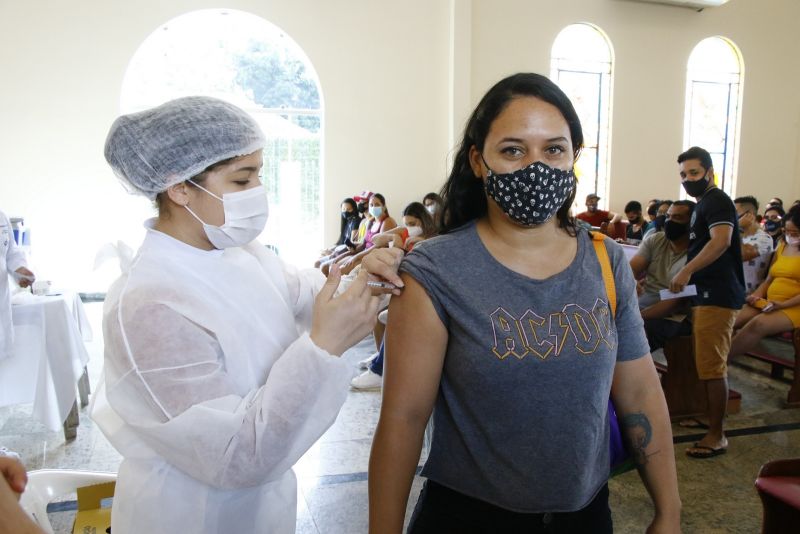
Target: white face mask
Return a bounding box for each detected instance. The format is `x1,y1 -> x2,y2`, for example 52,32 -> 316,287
787,235 -> 800,246
406,225 -> 423,238
184,181 -> 269,249
426,204 -> 438,215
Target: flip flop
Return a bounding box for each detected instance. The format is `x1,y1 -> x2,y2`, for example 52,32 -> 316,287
678,418 -> 709,430
686,444 -> 727,459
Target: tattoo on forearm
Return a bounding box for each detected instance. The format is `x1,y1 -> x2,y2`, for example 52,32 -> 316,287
621,412 -> 658,465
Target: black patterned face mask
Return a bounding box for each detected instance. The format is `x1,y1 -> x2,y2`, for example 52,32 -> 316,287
482,157 -> 576,226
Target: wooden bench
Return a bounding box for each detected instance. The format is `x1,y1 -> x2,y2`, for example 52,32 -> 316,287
742,329 -> 800,407
658,336 -> 741,420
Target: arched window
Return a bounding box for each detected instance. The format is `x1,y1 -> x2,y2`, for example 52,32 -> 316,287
121,9 -> 323,265
684,37 -> 743,196
550,23 -> 613,210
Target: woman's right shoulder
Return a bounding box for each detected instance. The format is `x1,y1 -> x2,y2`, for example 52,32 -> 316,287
401,224 -> 476,283
406,223 -> 475,259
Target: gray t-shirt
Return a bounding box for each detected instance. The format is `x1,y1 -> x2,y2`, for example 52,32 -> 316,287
400,221 -> 649,513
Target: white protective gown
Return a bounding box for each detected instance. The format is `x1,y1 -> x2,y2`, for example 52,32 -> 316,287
91,221 -> 352,533
0,211 -> 28,361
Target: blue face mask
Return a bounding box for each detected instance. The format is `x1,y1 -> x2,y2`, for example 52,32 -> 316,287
369,206 -> 383,218
764,219 -> 781,233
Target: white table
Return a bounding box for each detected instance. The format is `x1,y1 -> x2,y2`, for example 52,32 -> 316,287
0,293 -> 92,439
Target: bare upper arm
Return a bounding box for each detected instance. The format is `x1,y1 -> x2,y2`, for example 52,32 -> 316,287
629,254 -> 649,278
610,353 -> 660,407
382,273 -> 447,425
381,217 -> 398,232
709,223 -> 733,246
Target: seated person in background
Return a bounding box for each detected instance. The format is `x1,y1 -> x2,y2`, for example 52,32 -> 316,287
624,200 -> 645,243
728,205 -> 800,360
372,201 -> 437,252
643,199 -> 660,234
355,196 -> 372,240
315,198 -> 360,268
735,195 -> 774,294
630,200 -> 695,351
767,197 -> 783,211
321,193 -> 374,274
762,204 -> 785,247
352,203 -> 440,390
423,192 -> 444,228
337,193 -> 397,274
643,200 -> 672,240
575,193 -> 621,232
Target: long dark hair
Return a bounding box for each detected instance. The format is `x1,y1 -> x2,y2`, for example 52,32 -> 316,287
337,198 -> 358,245
423,192 -> 444,206
423,192 -> 445,230
785,204 -> 800,250
403,201 -> 437,238
372,193 -> 389,217
439,73 -> 583,234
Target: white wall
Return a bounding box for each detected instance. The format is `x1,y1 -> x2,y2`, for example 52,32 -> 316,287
1,0 -> 798,291
468,0 -> 800,213
0,0 -> 450,290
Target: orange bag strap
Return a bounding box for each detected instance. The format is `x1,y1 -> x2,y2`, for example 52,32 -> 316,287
591,232 -> 616,318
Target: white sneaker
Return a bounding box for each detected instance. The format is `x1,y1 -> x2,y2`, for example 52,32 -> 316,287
350,370 -> 383,390
358,352 -> 379,370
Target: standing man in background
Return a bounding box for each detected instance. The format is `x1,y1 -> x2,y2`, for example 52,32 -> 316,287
0,211 -> 35,361
735,195 -> 774,294
670,146 -> 744,459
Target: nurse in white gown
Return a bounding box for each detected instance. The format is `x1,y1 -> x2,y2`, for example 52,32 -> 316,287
92,96 -> 403,533
0,211 -> 35,361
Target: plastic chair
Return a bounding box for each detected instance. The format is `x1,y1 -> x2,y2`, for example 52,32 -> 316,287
18,469 -> 116,534
755,458 -> 800,534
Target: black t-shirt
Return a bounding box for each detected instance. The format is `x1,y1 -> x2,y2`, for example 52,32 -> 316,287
688,187 -> 745,309
626,223 -> 644,242
337,216 -> 360,246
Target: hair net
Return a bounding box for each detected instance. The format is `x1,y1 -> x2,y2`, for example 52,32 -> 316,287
104,96 -> 266,200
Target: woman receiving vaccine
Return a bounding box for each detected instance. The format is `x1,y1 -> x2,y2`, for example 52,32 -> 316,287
369,74 -> 680,533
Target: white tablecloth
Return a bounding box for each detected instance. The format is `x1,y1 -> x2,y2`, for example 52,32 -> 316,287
0,293 -> 91,431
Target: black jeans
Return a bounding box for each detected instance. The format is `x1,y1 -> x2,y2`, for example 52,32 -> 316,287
407,480 -> 613,534
644,317 -> 692,352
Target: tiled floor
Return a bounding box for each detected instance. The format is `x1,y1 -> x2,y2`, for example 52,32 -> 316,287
2,302 -> 799,533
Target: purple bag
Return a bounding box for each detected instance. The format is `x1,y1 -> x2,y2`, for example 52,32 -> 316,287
608,399 -> 633,476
